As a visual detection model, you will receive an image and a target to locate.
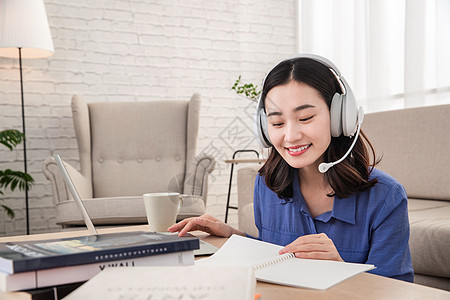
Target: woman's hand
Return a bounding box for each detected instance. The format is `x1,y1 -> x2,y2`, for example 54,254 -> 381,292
279,233 -> 343,262
168,214 -> 245,238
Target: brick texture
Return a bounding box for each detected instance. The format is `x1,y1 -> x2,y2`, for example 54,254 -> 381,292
0,0 -> 296,236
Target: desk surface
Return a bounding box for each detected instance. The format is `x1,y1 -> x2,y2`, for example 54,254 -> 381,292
1,225 -> 449,300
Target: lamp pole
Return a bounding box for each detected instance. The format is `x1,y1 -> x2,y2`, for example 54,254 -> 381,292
0,0 -> 54,235
18,47 -> 30,235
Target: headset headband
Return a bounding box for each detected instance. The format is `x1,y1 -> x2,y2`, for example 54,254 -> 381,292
257,53 -> 348,112
255,53 -> 360,148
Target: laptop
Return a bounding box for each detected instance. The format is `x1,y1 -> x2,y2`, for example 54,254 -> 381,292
53,154 -> 218,256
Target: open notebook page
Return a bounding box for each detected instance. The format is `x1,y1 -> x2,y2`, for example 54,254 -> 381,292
196,234 -> 375,290
196,234 -> 283,266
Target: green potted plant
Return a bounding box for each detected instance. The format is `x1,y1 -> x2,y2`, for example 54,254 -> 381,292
231,75 -> 261,102
0,129 -> 34,218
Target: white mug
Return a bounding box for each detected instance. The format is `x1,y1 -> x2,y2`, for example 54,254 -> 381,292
143,192 -> 183,232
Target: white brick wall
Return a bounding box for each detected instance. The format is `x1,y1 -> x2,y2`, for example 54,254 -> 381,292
0,0 -> 296,236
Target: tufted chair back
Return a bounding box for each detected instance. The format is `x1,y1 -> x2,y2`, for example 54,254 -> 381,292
72,95 -> 199,198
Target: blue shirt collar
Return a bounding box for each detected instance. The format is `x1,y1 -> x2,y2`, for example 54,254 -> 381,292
288,170 -> 356,225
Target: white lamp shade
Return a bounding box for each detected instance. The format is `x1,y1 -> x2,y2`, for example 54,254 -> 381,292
0,0 -> 54,59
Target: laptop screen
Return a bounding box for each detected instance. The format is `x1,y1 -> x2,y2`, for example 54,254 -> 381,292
53,154 -> 98,235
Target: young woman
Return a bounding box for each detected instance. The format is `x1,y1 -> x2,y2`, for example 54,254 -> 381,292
169,55 -> 413,282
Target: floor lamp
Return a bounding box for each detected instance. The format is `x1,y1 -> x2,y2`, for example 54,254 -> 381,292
0,0 -> 54,234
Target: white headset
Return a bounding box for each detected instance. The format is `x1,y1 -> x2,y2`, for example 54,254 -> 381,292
255,54 -> 364,173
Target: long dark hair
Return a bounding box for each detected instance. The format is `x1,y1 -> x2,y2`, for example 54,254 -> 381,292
259,57 -> 378,199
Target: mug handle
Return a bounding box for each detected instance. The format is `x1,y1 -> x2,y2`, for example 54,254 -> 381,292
177,196 -> 183,215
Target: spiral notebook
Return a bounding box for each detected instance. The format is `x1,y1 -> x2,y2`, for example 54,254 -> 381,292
196,234 -> 375,290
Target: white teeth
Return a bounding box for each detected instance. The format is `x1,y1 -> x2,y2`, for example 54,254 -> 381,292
288,145 -> 310,152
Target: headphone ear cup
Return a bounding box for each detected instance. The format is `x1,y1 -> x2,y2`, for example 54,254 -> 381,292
256,106 -> 272,148
260,110 -> 271,146
330,93 -> 343,137
342,92 -> 358,137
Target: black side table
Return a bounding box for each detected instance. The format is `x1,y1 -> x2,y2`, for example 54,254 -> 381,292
224,150 -> 265,223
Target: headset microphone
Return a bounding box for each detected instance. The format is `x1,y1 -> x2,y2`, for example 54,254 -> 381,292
319,107 -> 364,173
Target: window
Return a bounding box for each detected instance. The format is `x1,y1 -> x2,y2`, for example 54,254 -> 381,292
297,0 -> 450,112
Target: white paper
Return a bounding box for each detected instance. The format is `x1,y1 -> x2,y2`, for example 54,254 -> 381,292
63,265 -> 255,300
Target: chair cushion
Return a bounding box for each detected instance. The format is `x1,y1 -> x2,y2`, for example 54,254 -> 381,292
55,195 -> 205,226
408,198 -> 450,278
414,274 -> 450,291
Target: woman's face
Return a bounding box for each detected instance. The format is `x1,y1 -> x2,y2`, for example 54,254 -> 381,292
265,81 -> 331,171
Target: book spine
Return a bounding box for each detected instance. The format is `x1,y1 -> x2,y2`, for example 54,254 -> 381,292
13,239 -> 198,273
1,250 -> 194,292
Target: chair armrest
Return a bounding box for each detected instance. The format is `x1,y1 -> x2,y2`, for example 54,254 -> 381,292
237,166 -> 259,236
183,153 -> 215,202
42,156 -> 93,204
177,194 -> 206,220
237,166 -> 258,209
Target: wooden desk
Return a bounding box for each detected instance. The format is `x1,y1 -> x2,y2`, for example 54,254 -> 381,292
1,225 -> 449,300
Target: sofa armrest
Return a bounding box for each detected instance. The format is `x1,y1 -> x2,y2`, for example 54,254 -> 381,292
183,153 -> 215,203
42,156 -> 93,204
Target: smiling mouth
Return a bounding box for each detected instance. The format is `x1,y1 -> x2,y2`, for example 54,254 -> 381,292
286,144 -> 311,152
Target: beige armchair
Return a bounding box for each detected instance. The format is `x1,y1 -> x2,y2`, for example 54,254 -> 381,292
43,94 -> 215,226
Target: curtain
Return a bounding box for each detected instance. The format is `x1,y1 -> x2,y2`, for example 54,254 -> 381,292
297,0 -> 450,113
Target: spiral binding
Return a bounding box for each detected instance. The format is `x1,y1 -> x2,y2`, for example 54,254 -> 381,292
253,252 -> 295,271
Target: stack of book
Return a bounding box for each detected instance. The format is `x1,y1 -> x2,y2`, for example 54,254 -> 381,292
0,231 -> 199,293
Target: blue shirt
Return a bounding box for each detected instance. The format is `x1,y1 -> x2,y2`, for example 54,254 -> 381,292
252,168 -> 414,282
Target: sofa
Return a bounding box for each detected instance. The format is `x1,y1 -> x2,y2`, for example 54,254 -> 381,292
237,104 -> 450,291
